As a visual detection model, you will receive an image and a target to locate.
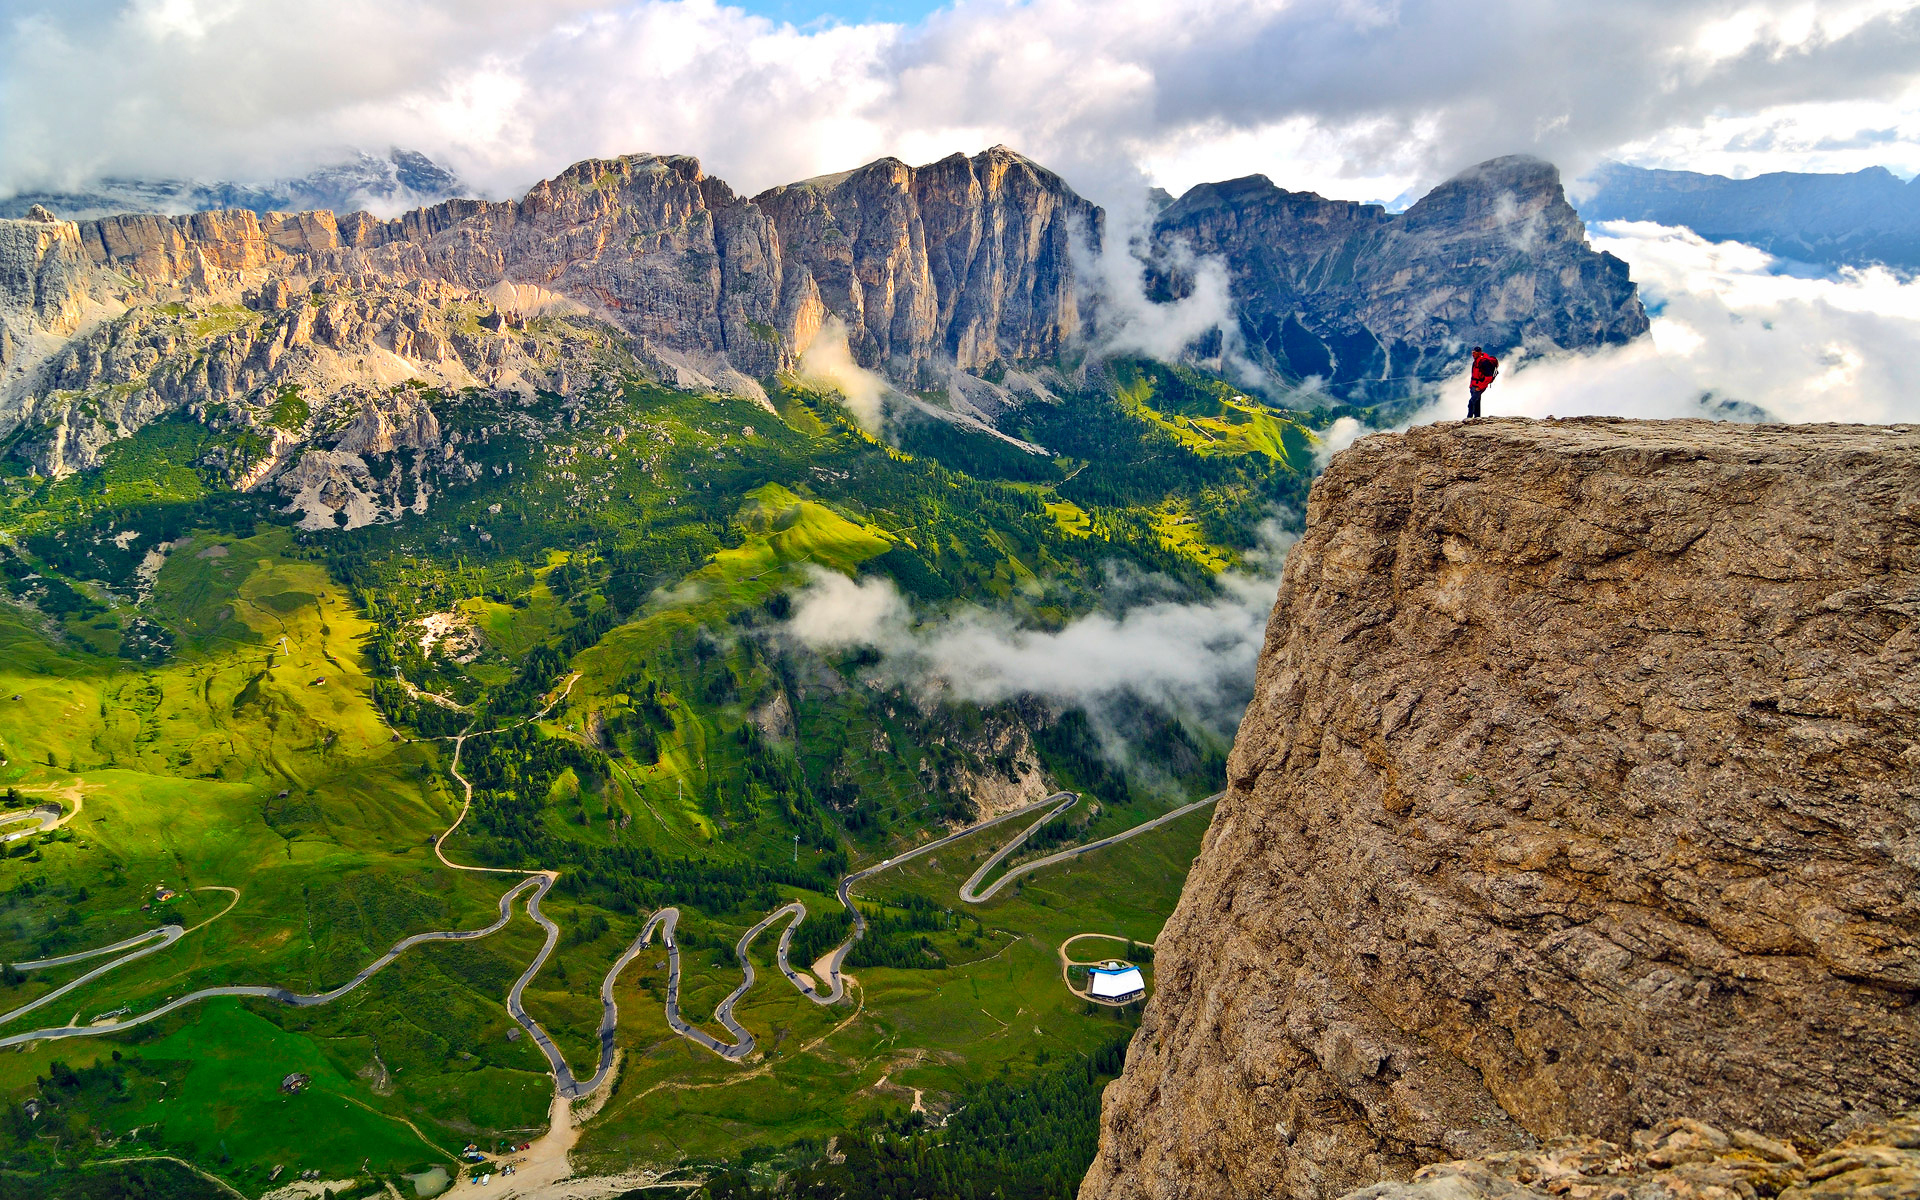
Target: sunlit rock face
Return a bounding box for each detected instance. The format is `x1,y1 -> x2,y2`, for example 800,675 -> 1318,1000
1082,417 -> 1920,1200
1152,156 -> 1648,401
755,145 -> 1101,383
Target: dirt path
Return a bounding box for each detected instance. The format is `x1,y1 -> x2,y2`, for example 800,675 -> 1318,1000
3,777 -> 89,842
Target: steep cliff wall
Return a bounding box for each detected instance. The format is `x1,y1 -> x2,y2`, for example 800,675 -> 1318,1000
0,205 -> 96,374
68,146 -> 1099,388
1081,419 -> 1920,1200
754,145 -> 1098,381
1154,157 -> 1648,398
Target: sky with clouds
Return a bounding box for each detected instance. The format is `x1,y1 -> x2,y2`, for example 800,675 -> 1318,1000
8,0 -> 1920,745
4,0 -> 1920,212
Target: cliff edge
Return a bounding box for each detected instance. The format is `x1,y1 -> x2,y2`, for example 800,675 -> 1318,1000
1081,418 -> 1920,1200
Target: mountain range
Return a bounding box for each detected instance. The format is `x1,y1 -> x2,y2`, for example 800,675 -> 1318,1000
1582,161 -> 1920,271
2,146 -> 1643,485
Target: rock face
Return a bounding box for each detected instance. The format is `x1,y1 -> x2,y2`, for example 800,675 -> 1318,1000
755,146 -> 1099,381
1081,419 -> 1920,1200
1342,1112 -> 1920,1200
1153,157 -> 1648,399
0,205 -> 95,373
57,146 -> 1097,391
0,149 -> 1652,486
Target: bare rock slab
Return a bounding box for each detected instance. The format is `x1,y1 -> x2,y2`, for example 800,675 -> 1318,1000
1081,418 -> 1920,1200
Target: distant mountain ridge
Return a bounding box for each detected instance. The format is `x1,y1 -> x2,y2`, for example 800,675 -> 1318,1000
1582,161 -> 1920,270
0,148 -> 468,223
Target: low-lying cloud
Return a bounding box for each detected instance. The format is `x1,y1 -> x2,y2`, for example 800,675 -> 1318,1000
783,524 -> 1296,742
797,317 -> 891,432
1407,221 -> 1920,427
1079,210 -> 1245,368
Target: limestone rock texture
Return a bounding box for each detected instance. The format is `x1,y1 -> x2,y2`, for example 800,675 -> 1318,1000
0,205 -> 97,374
1080,418 -> 1920,1200
755,146 -> 1099,381
1341,1112 -> 1920,1200
1153,157 -> 1648,399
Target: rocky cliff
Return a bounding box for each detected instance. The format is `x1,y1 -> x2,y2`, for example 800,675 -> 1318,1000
755,146 -> 1098,383
1153,157 -> 1648,399
1080,419 -> 1920,1200
1344,1111 -> 1920,1200
0,205 -> 96,375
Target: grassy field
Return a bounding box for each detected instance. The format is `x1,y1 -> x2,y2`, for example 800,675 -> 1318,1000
572,803 -> 1208,1172
0,521 -> 1216,1191
0,363 -> 1292,1195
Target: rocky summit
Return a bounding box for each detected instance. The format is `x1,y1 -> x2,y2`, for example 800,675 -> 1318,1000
1080,419 -> 1920,1200
1153,156 -> 1648,400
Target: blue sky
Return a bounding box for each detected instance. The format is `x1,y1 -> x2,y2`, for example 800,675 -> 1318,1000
728,0 -> 948,23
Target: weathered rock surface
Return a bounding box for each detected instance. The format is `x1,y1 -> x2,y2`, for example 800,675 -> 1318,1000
1153,157 -> 1648,398
0,150 -> 1654,488
1081,419 -> 1920,1200
1341,1113 -> 1920,1200
8,270 -> 609,477
755,146 -> 1099,382
0,205 -> 96,373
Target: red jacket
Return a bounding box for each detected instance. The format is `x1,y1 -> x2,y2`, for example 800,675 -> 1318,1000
1471,350 -> 1500,389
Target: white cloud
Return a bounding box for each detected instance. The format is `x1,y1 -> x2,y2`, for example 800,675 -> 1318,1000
784,522 -> 1296,737
1079,211 -> 1245,367
797,317 -> 892,432
1402,222 -> 1920,426
5,0 -> 1920,213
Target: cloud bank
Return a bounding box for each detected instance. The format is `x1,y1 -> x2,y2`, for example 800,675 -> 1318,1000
5,0 -> 1920,214
783,525 -> 1296,738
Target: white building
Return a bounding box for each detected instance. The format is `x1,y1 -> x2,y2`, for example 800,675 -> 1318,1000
1088,962 -> 1146,1003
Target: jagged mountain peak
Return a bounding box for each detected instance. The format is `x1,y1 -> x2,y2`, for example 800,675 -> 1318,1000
0,144 -> 1647,484
1150,153 -> 1643,399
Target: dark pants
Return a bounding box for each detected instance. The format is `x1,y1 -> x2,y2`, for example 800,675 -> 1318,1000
1468,386 -> 1485,419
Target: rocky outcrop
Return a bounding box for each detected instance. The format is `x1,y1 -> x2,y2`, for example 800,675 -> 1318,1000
1081,419 -> 1920,1200
755,146 -> 1099,382
1153,157 -> 1648,398
3,149 -> 1653,487
0,206 -> 96,373
6,271 -> 610,476
60,147 -> 1098,390
1342,1112 -> 1920,1200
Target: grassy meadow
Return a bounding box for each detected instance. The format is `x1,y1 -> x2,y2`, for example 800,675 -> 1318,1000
0,357 -> 1316,1195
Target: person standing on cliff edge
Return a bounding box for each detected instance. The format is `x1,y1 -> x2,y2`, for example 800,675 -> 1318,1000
1468,346 -> 1499,418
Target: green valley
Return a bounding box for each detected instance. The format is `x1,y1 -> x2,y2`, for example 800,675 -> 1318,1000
0,353 -> 1328,1199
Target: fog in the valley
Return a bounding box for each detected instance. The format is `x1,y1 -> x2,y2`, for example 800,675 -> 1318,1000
783,522 -> 1296,752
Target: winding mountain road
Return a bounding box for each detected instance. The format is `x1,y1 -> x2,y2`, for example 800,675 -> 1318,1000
0,877 -> 542,1050
636,789 -> 1221,1061
0,803 -> 64,844
0,667 -> 1217,1106
960,791 -> 1224,903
